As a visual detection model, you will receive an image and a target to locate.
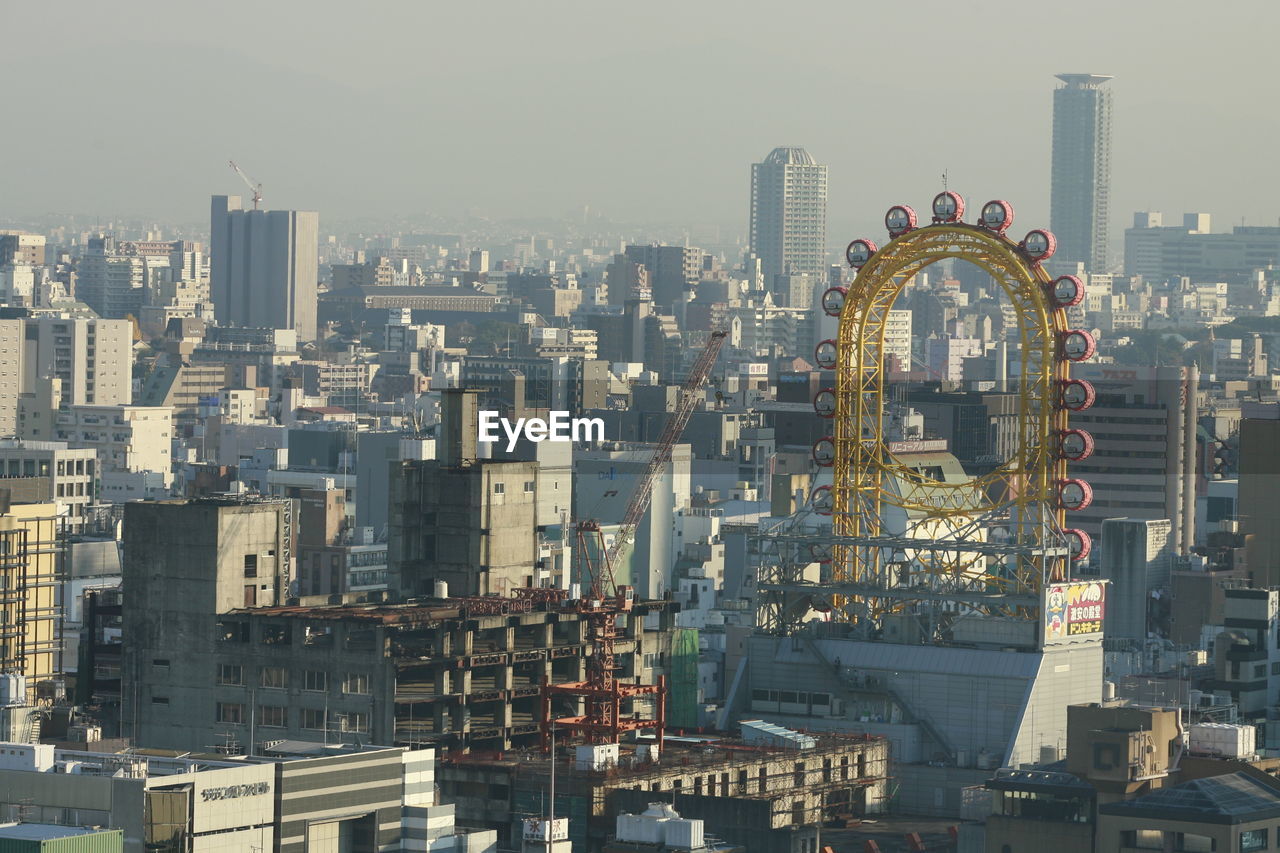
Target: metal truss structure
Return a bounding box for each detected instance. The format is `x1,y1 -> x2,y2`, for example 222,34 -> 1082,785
758,195 -> 1096,639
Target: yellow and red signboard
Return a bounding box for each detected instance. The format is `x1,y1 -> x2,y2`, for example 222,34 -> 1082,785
1043,581 -> 1107,642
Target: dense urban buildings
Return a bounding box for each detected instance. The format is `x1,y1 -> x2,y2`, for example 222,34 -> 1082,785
1,27 -> 1279,851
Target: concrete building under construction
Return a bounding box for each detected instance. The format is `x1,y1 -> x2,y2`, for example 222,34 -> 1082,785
196,594 -> 675,753
440,730 -> 889,852
123,518 -> 677,754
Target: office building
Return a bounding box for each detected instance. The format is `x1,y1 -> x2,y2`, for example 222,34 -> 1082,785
0,441 -> 96,523
1100,518 -> 1172,643
1239,405 -> 1280,588
76,236 -> 146,320
56,405 -> 173,497
1125,212 -> 1280,282
1049,74 -> 1113,275
121,498 -> 294,749
26,316 -> 134,412
0,741 -> 494,853
0,232 -> 46,267
210,195 -> 319,341
623,244 -> 702,310
0,503 -> 62,702
749,147 -> 828,291
1067,364 -> 1198,552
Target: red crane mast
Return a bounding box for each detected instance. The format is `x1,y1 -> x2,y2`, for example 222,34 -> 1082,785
541,331 -> 727,752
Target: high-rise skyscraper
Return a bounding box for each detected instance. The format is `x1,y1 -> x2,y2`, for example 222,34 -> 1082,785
210,195 -> 319,341
1049,74 -> 1114,275
749,146 -> 827,294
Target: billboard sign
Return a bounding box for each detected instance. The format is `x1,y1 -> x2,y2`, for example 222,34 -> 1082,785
1043,580 -> 1107,643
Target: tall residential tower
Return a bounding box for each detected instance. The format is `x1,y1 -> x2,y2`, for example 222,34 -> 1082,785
1049,74 -> 1113,275
210,195 -> 319,341
749,146 -> 827,294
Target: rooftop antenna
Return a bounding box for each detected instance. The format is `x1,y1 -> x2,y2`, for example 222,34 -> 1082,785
941,170 -> 948,191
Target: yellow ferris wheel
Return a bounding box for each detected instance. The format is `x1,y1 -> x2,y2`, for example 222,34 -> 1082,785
807,193 -> 1097,629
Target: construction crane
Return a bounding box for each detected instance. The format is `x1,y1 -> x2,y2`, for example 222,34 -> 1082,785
228,160 -> 263,210
541,330 -> 727,753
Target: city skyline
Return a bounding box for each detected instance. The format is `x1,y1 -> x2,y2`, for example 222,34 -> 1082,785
2,0 -> 1279,245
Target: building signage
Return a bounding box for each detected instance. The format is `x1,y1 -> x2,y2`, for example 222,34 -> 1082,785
201,781 -> 270,802
887,439 -> 947,454
1043,581 -> 1107,641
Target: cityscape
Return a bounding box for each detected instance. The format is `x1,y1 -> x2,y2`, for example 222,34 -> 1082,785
2,3 -> 1280,852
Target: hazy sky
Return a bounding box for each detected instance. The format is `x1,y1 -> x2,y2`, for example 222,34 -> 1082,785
4,0 -> 1278,244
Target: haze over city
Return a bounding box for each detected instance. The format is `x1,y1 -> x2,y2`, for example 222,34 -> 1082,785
4,2 -> 1280,851
4,0 -> 1279,242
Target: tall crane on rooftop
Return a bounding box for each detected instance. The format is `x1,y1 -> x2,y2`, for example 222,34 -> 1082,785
228,160 -> 263,210
541,330 -> 727,753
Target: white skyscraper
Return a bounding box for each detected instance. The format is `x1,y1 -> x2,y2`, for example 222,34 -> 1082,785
210,195 -> 319,341
749,147 -> 827,296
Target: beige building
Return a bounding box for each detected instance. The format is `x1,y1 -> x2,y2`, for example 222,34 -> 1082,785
0,502 -> 61,701
58,405 -> 172,492
25,318 -> 134,407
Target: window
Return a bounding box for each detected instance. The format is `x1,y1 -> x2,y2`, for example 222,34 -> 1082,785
303,670 -> 328,692
493,482 -> 505,495
340,712 -> 369,733
244,554 -> 258,577
152,659 -> 170,669
302,708 -> 327,730
524,481 -> 535,493
217,664 -> 243,686
258,706 -> 287,728
260,666 -> 288,689
216,702 -> 245,724
261,624 -> 290,645
152,696 -> 169,706
344,673 -> 370,695
1241,829 -> 1268,852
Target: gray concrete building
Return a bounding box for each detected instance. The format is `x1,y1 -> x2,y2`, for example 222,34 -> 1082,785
623,244 -> 702,310
121,497 -> 294,750
1066,364 -> 1199,553
196,594 -> 671,754
210,195 -> 319,341
1100,517 -> 1172,643
739,625 -> 1105,816
389,390 -> 539,598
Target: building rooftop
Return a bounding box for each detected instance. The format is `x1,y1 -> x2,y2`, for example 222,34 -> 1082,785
1099,772 -> 1280,825
1056,73 -> 1114,88
762,147 -> 817,167
0,823 -> 116,840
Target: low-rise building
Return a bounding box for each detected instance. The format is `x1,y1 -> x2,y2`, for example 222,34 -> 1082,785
0,741 -> 495,853
58,405 -> 172,492
0,440 -> 96,523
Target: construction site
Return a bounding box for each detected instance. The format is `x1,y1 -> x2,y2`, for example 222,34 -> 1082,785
439,727 -> 890,852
